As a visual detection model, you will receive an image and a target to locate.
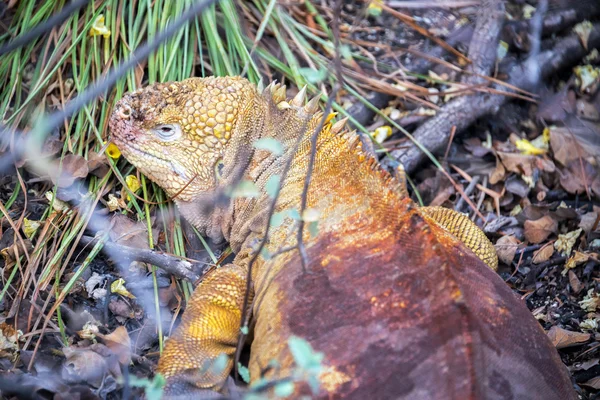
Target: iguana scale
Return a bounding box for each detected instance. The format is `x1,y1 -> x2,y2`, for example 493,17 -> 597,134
109,76 -> 575,399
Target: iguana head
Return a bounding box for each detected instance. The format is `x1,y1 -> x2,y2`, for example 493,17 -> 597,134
109,76 -> 256,201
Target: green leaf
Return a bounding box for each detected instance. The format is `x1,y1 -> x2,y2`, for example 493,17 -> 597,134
254,137 -> 283,155
340,44 -> 353,61
210,353 -> 229,376
288,336 -> 324,372
308,221 -> 319,238
299,67 -> 327,84
274,381 -> 295,397
308,375 -> 321,395
288,208 -> 301,221
230,180 -> 259,198
260,247 -> 272,261
127,374 -> 165,400
270,211 -> 287,228
496,41 -> 508,61
266,175 -> 281,198
238,363 -> 251,383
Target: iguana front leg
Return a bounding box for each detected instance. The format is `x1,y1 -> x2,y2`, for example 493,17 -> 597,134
421,206 -> 498,270
393,163 -> 498,270
157,263 -> 251,393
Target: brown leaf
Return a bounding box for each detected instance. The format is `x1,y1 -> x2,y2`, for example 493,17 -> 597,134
494,235 -> 520,265
505,175 -> 530,198
547,325 -> 590,349
109,213 -> 157,249
536,87 -> 575,122
579,212 -> 599,233
497,151 -> 536,176
53,154 -> 89,188
532,243 -> 554,264
582,376 -> 600,389
0,322 -> 21,361
569,270 -> 583,294
87,151 -> 110,177
550,125 -> 600,166
97,326 -> 131,366
62,344 -> 121,387
524,215 -> 558,243
489,157 -> 506,185
559,160 -> 600,197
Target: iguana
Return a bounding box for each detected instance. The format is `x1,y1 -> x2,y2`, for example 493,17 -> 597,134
109,76 -> 575,399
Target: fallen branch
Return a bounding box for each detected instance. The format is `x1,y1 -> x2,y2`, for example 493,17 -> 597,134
78,235 -> 205,282
389,22 -> 600,174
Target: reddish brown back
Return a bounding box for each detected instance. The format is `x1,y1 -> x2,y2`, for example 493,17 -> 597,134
250,203 -> 575,399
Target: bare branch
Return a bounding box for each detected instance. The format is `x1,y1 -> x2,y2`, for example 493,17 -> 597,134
78,235 -> 206,282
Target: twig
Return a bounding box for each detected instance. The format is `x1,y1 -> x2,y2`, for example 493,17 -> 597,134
455,175 -> 479,212
296,0 -> 344,272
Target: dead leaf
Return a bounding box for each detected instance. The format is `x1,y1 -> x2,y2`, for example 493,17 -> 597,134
87,151 -> 110,177
576,99 -> 600,120
550,126 -> 600,166
107,194 -> 126,212
53,154 -> 89,188
582,376 -> 600,389
497,151 -> 536,176
524,215 -> 558,243
505,175 -> 531,198
108,298 -> 144,322
495,235 -> 520,265
559,160 -> 600,196
109,213 -> 157,249
0,322 -> 21,361
537,87 -> 576,122
569,270 -> 583,294
547,325 -> 590,349
563,251 -> 590,275
97,326 -> 131,366
85,272 -> 107,301
532,243 -> 554,264
62,344 -> 121,387
489,158 -> 506,184
580,289 -> 600,311
555,228 -> 583,256
573,20 -> 594,50
579,212 -> 599,233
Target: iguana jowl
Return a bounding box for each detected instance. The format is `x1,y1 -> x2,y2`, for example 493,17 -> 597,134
110,76 -> 575,399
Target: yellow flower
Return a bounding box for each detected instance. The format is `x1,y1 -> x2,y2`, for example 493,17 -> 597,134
515,138 -> 546,155
111,278 -> 136,299
105,142 -> 121,159
23,218 -> 41,239
125,175 -> 141,195
90,15 -> 111,38
372,126 -> 392,144
367,0 -> 383,16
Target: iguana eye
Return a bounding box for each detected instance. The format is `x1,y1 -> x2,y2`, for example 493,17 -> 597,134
151,124 -> 181,141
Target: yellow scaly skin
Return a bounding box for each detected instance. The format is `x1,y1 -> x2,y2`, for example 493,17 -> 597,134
110,76 -> 573,399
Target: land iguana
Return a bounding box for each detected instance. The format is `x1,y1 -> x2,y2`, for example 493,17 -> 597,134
109,76 -> 575,399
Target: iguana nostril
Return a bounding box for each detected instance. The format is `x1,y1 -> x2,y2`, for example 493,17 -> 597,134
118,104 -> 131,120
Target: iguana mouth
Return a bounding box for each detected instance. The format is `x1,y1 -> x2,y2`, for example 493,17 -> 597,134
127,145 -> 189,180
